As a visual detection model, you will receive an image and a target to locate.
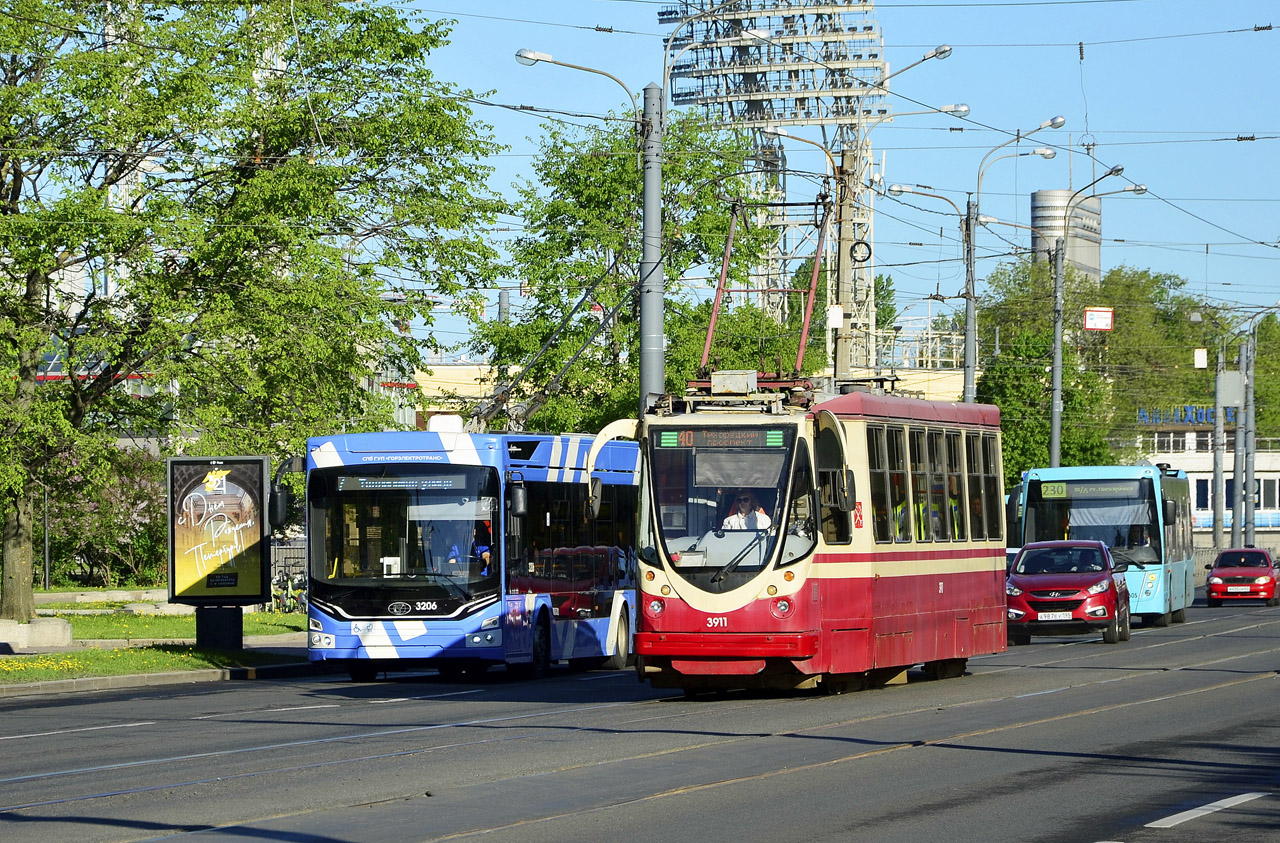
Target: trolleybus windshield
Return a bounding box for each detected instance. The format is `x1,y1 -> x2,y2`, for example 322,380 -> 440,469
647,425 -> 796,578
308,465 -> 500,605
1025,478 -> 1160,566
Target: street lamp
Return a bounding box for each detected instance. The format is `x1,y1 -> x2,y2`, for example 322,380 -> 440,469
964,116 -> 1065,403
1241,302 -> 1280,546
1048,172 -> 1141,466
514,49 -> 639,124
516,49 -> 663,416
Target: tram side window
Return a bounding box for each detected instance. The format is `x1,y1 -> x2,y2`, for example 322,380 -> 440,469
783,444 -> 819,557
887,426 -> 911,542
910,428 -> 934,542
966,431 -> 986,539
867,425 -> 891,543
946,431 -> 966,541
982,434 -> 1003,542
927,430 -> 949,540
817,425 -> 851,544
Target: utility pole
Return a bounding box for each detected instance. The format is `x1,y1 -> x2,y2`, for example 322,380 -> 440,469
1212,346 -> 1225,553
834,149 -> 857,381
1232,341 -> 1246,548
638,83 -> 664,416
1049,237 -> 1064,466
1245,334 -> 1257,546
962,196 -> 977,403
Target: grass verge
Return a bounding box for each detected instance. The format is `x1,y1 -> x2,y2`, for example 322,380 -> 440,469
53,611 -> 307,640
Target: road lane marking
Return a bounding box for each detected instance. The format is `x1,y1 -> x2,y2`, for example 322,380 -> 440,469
0,722 -> 156,741
1146,792 -> 1267,828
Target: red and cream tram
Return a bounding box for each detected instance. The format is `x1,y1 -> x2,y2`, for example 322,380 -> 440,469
591,372 -> 1006,695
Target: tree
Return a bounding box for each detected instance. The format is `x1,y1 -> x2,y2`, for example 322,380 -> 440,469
0,3 -> 503,619
468,114 -> 790,433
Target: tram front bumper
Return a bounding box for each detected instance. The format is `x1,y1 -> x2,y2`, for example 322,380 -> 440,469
635,631 -> 819,660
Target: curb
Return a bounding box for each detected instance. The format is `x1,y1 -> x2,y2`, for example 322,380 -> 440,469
0,660 -> 340,699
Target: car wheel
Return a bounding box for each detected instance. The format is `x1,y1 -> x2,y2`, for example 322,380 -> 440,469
1120,609 -> 1132,642
1268,596 -> 1279,608
1207,597 -> 1221,608
1103,614 -> 1120,644
1008,629 -> 1031,647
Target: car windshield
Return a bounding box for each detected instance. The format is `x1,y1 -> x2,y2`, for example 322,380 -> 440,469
1016,546 -> 1106,575
1215,551 -> 1270,568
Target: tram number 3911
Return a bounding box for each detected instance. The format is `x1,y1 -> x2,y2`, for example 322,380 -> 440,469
706,616 -> 728,628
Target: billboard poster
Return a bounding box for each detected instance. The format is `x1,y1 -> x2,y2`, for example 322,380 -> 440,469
168,457 -> 269,605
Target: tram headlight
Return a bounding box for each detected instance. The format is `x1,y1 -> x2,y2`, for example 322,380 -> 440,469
770,597 -> 794,619
646,598 -> 665,618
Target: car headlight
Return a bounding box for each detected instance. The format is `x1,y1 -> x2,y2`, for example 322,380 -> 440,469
1255,576 -> 1273,585
1208,576 -> 1223,585
1086,579 -> 1110,595
1006,584 -> 1023,596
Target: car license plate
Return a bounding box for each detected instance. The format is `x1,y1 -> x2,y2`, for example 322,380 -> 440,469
1036,611 -> 1073,621
1227,586 -> 1251,593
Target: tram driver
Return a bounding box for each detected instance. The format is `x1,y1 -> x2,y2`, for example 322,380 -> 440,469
723,490 -> 772,531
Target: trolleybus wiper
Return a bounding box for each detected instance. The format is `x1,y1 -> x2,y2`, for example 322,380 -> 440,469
710,529 -> 771,584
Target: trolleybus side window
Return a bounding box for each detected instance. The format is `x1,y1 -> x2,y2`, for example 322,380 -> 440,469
817,425 -> 852,544
887,426 -> 911,542
946,431 -> 966,541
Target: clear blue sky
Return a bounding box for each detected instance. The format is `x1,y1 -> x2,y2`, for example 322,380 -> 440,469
414,0 -> 1280,352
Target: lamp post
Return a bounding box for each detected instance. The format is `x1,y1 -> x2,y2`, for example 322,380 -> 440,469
516,49 -> 664,416
1190,310 -> 1233,553
964,117 -> 1066,403
1049,175 -> 1143,466
1241,303 -> 1280,546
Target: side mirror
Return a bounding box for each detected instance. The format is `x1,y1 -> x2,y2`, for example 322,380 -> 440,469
509,483 -> 528,518
1111,561 -> 1128,574
269,484 -> 290,528
1164,498 -> 1177,525
1204,563 -> 1213,571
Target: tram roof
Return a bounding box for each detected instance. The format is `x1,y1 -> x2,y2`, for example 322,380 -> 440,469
809,391 -> 1001,428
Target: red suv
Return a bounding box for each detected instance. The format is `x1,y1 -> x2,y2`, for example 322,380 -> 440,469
1006,540 -> 1131,645
1205,548 -> 1279,607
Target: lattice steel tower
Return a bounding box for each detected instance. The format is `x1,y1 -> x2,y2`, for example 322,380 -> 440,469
661,0 -> 888,374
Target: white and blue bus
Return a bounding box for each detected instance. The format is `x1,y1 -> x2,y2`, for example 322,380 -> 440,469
303,418 -> 640,681
1015,463 -> 1195,627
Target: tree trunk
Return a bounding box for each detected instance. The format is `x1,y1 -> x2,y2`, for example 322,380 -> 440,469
1,495 -> 36,621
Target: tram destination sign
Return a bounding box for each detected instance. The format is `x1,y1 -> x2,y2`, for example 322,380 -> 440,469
657,428 -> 788,449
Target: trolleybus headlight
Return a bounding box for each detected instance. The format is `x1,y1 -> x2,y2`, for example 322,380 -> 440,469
1208,576 -> 1223,585
646,598 -> 665,617
1086,579 -> 1110,595
1006,584 -> 1023,597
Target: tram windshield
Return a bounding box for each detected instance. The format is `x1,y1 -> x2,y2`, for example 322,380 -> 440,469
307,465 -> 500,601
647,425 -> 799,578
1024,478 -> 1160,566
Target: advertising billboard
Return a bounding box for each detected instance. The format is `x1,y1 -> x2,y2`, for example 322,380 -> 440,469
168,457 -> 270,605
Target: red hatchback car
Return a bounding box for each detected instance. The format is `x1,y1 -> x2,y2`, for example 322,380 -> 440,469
1205,548 -> 1279,607
1006,540 -> 1131,645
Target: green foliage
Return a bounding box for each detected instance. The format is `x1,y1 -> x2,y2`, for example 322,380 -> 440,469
467,114 -> 788,433
0,2 -> 504,619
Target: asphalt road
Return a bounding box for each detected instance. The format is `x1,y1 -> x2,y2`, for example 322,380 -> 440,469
1,596 -> 1278,843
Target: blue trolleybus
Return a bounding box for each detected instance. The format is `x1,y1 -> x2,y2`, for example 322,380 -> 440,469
303,419 -> 640,681
1015,463 -> 1195,627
